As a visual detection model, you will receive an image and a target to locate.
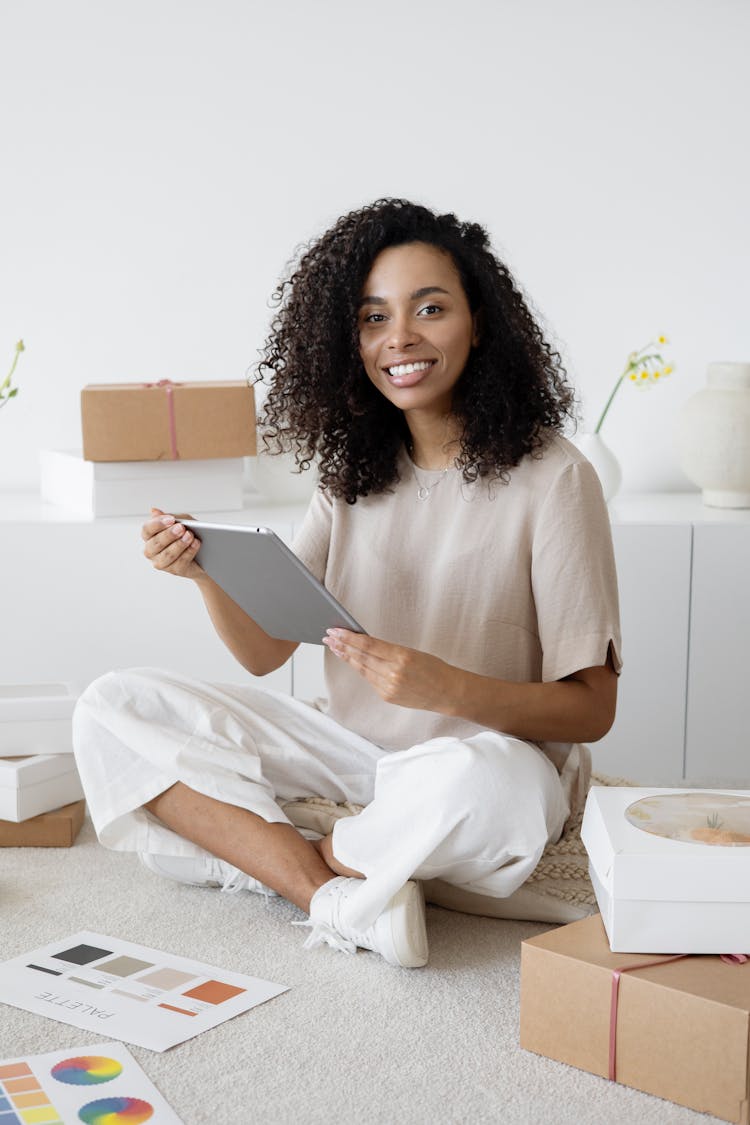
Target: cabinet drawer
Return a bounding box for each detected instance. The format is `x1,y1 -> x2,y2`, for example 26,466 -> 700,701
593,523 -> 691,783
685,524 -> 750,781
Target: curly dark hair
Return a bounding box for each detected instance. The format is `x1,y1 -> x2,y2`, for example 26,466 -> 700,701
254,198 -> 575,504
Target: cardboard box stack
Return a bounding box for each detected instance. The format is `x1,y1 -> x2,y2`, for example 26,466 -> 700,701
582,785 -> 750,953
0,801 -> 85,848
521,786 -> 750,1123
0,685 -> 85,846
521,913 -> 750,1124
40,380 -> 256,517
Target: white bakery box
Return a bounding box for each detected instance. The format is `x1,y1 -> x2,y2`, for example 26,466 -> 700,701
0,756 -> 84,822
39,448 -> 245,516
0,683 -> 78,755
581,786 -> 750,954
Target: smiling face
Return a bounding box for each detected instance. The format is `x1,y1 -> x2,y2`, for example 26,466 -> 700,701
358,242 -> 479,420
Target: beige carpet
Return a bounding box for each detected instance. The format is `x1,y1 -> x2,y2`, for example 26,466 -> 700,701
0,808 -> 722,1124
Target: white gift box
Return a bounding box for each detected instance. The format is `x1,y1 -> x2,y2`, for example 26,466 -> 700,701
0,684 -> 78,755
39,449 -> 245,516
581,785 -> 750,954
0,755 -> 85,822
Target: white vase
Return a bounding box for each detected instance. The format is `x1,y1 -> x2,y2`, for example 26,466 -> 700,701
675,362 -> 750,508
573,432 -> 622,502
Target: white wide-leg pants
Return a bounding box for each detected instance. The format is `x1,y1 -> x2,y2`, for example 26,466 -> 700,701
73,667 -> 570,928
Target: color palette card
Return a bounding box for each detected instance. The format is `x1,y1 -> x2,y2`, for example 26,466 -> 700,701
0,932 -> 288,1051
0,1041 -> 182,1124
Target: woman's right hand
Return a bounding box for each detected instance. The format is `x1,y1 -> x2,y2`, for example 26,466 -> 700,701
141,507 -> 204,580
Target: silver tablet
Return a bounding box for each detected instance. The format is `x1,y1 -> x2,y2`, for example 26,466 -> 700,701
181,521 -> 366,645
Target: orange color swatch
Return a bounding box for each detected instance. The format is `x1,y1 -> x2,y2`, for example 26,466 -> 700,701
0,1062 -> 33,1079
182,979 -> 245,1004
4,1075 -> 42,1092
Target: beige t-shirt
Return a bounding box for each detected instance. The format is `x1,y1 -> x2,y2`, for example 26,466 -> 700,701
292,433 -> 622,782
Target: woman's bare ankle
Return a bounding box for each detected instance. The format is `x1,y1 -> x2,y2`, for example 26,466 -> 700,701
313,834 -> 364,879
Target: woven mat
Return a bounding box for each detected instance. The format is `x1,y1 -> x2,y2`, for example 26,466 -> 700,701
524,771 -> 630,908
283,772 -> 630,912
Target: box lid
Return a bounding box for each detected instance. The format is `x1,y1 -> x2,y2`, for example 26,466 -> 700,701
0,684 -> 78,722
0,755 -> 78,788
41,449 -> 244,481
523,913 -> 750,1009
83,380 -> 249,391
581,787 -> 750,902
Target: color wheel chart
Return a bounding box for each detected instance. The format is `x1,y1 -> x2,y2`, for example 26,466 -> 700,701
0,1042 -> 183,1124
0,932 -> 288,1051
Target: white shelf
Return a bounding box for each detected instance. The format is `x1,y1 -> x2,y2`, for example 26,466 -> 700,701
5,486 -> 750,527
608,491 -> 750,524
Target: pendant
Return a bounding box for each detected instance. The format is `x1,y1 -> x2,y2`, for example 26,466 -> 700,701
417,485 -> 430,501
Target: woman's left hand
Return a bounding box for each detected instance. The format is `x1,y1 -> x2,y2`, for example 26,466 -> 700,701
322,629 -> 456,712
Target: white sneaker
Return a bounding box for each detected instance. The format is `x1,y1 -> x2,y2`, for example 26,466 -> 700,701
138,852 -> 277,898
298,877 -> 428,968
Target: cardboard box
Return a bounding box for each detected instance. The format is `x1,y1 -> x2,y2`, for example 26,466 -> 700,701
582,786 -> 750,953
40,449 -> 245,516
0,800 -> 86,846
521,913 -> 750,1124
0,756 -> 85,822
0,683 -> 77,756
81,380 -> 257,462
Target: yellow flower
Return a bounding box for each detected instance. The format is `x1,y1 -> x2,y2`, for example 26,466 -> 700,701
594,335 -> 673,433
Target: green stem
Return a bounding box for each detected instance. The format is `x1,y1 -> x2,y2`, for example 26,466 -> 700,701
0,346 -> 22,401
594,368 -> 628,434
4,348 -> 21,386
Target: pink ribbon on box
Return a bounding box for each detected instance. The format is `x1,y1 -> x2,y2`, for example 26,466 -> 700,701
142,379 -> 182,460
608,952 -> 748,1082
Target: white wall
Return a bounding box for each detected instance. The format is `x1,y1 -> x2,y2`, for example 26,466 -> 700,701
1,0 -> 748,493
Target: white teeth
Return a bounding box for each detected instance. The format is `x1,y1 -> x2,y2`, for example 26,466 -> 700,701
388,361 -> 432,377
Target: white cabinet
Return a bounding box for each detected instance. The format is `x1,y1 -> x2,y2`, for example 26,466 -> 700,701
594,523 -> 692,783
2,490 -> 749,785
291,642 -> 326,703
685,524 -> 750,781
0,495 -> 306,696
602,494 -> 750,784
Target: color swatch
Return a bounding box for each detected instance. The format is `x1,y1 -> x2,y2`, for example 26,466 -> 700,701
0,1043 -> 183,1125
50,1057 -> 123,1086
0,931 -> 288,1051
0,1060 -> 63,1124
77,1095 -> 153,1123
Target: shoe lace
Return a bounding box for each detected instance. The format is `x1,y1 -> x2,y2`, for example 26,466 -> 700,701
220,868 -> 249,894
292,880 -> 372,955
220,866 -> 274,904
291,918 -> 357,955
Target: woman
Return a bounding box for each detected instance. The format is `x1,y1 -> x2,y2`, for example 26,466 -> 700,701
73,199 -> 621,970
